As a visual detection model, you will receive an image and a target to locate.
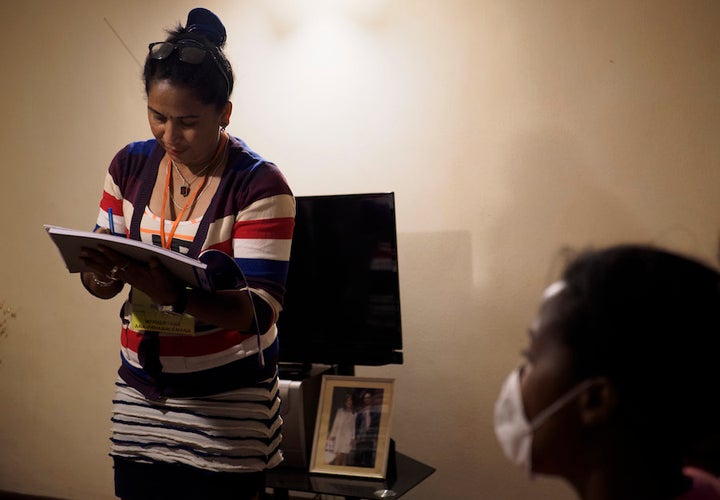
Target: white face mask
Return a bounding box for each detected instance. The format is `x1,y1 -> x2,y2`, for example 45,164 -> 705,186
493,368 -> 595,474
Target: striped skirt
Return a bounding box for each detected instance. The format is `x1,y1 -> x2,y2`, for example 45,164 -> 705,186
110,376 -> 283,472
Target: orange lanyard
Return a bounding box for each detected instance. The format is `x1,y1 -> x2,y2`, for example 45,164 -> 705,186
160,160 -> 207,249
160,134 -> 228,249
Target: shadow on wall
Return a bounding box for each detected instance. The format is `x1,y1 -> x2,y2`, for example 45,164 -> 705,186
390,228 -> 577,499
386,126 -> 657,499
472,126 -> 649,302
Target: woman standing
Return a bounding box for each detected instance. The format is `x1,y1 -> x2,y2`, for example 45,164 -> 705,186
79,8 -> 294,499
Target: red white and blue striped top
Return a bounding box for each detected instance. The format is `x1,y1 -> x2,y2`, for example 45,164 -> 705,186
96,136 -> 295,399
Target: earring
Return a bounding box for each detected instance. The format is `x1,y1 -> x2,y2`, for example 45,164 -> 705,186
220,124 -> 227,133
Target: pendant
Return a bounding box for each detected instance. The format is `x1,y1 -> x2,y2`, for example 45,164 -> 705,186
180,185 -> 190,197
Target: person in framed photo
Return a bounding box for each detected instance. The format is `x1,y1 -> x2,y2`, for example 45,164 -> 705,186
353,390 -> 382,467
326,392 -> 356,466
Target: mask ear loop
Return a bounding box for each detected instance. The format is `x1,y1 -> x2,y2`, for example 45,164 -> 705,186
528,378 -> 600,432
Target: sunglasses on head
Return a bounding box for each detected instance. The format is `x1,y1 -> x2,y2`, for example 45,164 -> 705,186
148,41 -> 230,98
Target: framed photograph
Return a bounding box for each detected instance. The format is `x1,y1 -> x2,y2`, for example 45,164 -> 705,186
309,375 -> 395,479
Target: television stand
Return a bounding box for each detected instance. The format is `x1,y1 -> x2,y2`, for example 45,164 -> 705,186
280,362 -> 359,379
278,362 -> 316,380
332,363 -> 356,376
266,442 -> 435,499
275,365 -> 435,497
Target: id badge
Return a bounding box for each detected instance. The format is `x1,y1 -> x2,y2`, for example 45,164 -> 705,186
129,289 -> 195,335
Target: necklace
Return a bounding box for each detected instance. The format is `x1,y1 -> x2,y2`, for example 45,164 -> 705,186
173,161 -> 213,196
172,133 -> 228,196
169,176 -> 214,209
169,156 -> 224,209
160,134 -> 229,249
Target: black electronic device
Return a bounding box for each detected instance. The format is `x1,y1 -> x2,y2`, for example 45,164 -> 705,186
277,192 -> 403,371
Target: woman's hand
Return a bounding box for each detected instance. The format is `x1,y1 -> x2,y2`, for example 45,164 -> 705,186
80,238 -> 257,330
79,228 -> 125,298
81,244 -> 184,306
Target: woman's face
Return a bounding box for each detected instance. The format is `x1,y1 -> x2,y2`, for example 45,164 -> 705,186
147,79 -> 231,169
519,282 -> 585,475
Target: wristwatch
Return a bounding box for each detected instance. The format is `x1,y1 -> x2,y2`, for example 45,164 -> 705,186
158,289 -> 189,315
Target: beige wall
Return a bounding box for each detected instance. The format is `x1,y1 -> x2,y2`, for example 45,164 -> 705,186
1,0 -> 719,498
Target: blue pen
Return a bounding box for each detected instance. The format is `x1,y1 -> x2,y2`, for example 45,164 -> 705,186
108,207 -> 116,235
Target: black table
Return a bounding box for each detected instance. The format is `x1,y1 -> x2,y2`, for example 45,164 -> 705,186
266,452 -> 435,500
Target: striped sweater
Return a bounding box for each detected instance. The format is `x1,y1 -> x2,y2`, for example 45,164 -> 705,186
96,136 -> 295,399
100,136 -> 294,472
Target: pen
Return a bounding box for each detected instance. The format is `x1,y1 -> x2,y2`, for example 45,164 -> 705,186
108,207 -> 116,235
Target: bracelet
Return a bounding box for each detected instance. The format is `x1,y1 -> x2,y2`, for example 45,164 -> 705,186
109,261 -> 131,281
92,273 -> 119,287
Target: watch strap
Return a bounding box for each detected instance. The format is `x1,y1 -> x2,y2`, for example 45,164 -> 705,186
159,288 -> 188,315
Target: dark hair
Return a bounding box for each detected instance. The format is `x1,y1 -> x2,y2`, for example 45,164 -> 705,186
558,244 -> 720,457
143,8 -> 234,109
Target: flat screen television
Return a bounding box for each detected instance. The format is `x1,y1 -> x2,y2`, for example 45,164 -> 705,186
277,192 -> 403,370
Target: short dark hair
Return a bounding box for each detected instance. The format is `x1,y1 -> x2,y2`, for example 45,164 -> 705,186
143,11 -> 234,109
559,244 -> 720,455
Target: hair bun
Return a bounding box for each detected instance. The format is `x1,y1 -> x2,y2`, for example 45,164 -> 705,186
186,8 -> 227,47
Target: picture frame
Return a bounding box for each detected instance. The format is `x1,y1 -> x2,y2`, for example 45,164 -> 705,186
309,375 -> 395,479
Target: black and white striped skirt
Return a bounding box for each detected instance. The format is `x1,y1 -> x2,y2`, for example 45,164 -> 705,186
110,376 -> 283,472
